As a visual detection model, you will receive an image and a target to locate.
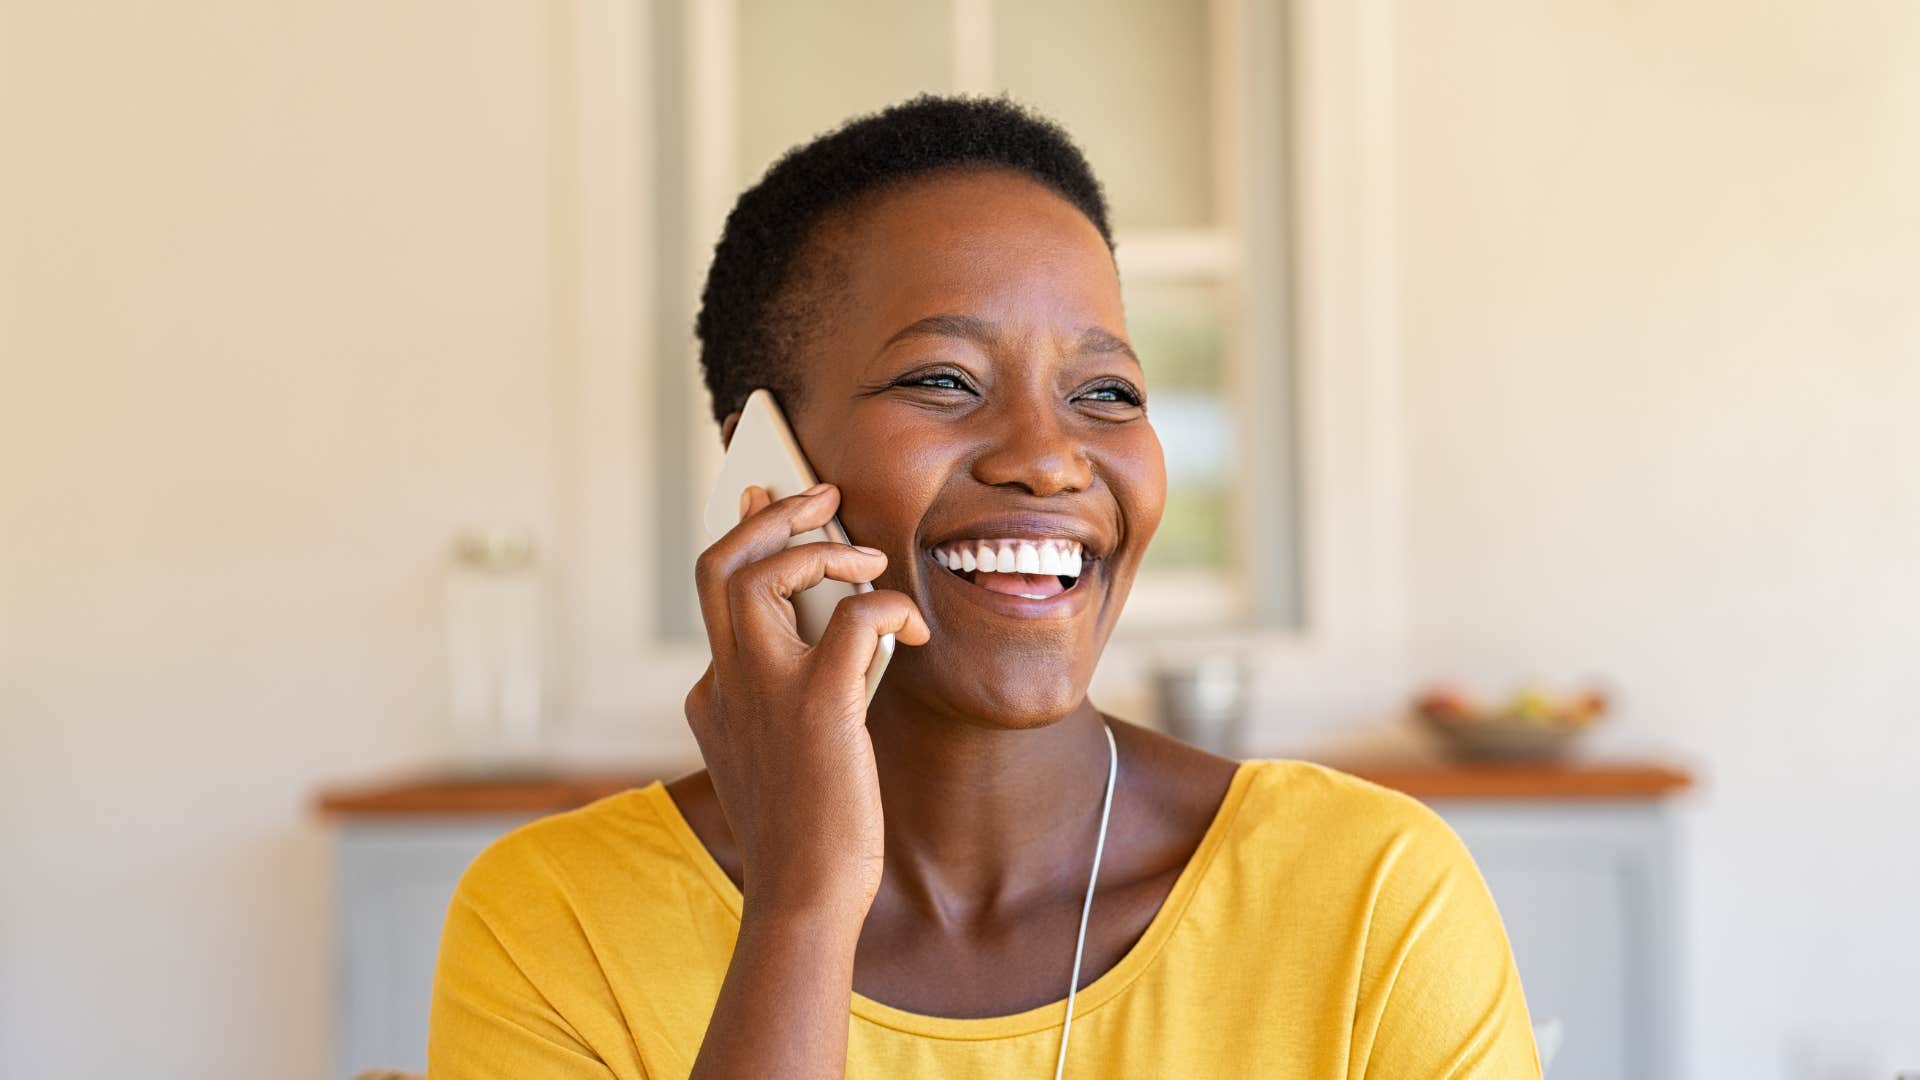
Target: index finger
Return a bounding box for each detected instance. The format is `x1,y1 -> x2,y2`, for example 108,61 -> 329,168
692,482 -> 841,654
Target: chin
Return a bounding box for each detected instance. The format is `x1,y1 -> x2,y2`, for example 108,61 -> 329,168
885,646 -> 1093,730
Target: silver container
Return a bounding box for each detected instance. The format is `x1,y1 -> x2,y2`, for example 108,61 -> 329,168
1153,656 -> 1247,756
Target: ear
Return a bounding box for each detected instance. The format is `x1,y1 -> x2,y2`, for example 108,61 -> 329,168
719,411 -> 741,449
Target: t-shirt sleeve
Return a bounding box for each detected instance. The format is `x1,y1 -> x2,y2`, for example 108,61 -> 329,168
1348,799 -> 1541,1079
426,831 -> 632,1079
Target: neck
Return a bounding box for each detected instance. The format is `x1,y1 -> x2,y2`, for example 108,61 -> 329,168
864,691 -> 1114,926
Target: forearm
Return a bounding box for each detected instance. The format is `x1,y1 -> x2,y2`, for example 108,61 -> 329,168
690,898 -> 865,1080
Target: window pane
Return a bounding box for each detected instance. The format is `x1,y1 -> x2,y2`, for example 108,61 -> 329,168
993,0 -> 1216,230
736,0 -> 952,186
1125,279 -> 1239,579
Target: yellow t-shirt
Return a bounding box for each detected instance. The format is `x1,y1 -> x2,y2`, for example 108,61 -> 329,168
428,759 -> 1540,1078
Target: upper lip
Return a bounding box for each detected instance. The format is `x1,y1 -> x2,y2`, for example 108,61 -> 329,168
922,512 -> 1115,561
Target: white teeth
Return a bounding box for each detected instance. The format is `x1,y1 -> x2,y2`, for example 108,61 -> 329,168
933,538 -> 1089,578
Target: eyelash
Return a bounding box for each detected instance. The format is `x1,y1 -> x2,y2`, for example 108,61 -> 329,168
900,370 -> 974,393
893,371 -> 1145,408
1081,380 -> 1144,407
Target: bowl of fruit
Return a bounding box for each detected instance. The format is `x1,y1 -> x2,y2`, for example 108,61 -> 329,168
1413,684 -> 1609,762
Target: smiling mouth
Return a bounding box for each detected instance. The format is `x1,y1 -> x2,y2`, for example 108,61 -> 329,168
930,538 -> 1088,600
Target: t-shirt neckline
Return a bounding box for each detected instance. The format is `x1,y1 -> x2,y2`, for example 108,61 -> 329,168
637,757 -> 1259,1041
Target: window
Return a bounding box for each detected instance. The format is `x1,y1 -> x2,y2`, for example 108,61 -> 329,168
547,0 -> 1405,753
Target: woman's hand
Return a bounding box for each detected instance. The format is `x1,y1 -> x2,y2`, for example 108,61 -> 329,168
684,482 -> 928,1080
684,483 -> 930,920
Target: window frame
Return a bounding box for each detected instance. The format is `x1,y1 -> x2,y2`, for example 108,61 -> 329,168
541,0 -> 1406,762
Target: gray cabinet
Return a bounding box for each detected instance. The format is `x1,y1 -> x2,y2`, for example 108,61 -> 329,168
1436,802 -> 1679,1080
330,801 -> 1678,1079
333,817 -> 537,1079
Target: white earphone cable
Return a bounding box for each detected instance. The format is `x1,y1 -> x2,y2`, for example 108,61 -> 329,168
1054,722 -> 1118,1080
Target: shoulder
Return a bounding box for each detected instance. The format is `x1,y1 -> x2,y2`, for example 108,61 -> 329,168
433,788 -> 725,1073
1216,761 -> 1528,1001
452,785 -> 702,928
1221,759 -> 1482,899
1227,764 -> 1538,1072
1235,758 -> 1449,830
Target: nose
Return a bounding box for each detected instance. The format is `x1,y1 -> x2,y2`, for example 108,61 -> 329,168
969,396 -> 1094,497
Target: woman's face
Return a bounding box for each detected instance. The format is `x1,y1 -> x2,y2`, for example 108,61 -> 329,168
776,168 -> 1165,729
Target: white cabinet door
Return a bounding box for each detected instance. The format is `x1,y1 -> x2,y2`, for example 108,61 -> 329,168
334,819 -> 535,1079
1439,803 -> 1679,1080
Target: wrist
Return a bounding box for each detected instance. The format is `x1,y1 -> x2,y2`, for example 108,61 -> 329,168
740,884 -> 872,941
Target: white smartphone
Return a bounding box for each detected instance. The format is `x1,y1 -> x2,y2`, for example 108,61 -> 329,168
702,388 -> 894,703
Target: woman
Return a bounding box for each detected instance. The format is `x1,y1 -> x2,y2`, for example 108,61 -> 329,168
429,96 -> 1539,1078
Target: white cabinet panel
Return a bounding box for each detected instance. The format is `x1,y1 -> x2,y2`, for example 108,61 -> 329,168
334,819 -> 537,1079
1439,803 -> 1678,1080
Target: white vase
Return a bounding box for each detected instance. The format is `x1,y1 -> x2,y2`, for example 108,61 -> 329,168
443,529 -> 546,770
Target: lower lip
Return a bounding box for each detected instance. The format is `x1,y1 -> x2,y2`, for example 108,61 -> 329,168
925,554 -> 1099,621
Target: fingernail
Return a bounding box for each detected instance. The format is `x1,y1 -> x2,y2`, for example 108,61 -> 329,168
853,545 -> 884,557
802,482 -> 832,497
738,486 -> 755,518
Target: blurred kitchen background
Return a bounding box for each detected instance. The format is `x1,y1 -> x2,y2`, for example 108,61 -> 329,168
3,1 -> 1917,1078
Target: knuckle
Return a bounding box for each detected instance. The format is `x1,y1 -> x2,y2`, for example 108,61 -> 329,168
729,560 -> 789,609
692,547 -> 725,592
725,557 -> 764,596
830,590 -> 890,627
742,545 -> 819,595
833,590 -> 875,617
683,676 -> 712,721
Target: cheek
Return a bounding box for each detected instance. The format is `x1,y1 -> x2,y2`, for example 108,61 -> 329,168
1111,423 -> 1168,554
816,423 -> 947,570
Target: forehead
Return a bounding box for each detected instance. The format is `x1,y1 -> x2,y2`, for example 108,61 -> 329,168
813,169 -> 1124,350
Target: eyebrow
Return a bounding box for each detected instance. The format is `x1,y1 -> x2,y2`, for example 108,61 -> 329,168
877,313 -> 1139,364
1075,326 -> 1139,364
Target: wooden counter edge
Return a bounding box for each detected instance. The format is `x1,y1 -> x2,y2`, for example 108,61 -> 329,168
1335,761 -> 1694,801
314,769 -> 689,818
315,759 -> 1693,818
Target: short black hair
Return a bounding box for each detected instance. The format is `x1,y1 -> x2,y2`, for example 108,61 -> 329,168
693,94 -> 1114,427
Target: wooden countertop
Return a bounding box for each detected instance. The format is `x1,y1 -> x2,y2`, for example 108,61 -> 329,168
1334,760 -> 1692,801
315,758 -> 1692,818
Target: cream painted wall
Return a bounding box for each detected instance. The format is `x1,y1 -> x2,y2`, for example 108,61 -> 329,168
1396,2 -> 1920,1076
2,3 -> 559,1077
